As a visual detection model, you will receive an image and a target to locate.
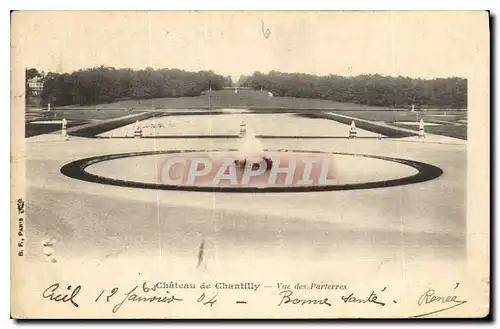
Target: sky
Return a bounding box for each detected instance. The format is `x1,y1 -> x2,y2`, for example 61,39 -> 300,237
12,11 -> 488,80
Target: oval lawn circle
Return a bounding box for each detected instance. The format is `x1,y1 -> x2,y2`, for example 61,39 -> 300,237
60,149 -> 443,193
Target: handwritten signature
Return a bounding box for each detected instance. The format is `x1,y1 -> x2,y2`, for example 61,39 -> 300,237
412,284 -> 467,318
42,283 -> 81,308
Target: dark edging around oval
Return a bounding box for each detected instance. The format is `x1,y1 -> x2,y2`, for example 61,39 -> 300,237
60,149 -> 443,193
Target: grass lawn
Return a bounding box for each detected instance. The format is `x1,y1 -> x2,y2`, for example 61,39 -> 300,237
25,91 -> 467,140
25,109 -> 140,137
57,91 -> 394,111
333,110 -> 467,140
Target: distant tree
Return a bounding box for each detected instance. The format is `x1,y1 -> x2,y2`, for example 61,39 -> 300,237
25,68 -> 41,80
40,67 -> 229,106
240,71 -> 467,108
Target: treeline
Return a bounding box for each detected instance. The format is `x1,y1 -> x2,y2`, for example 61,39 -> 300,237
41,66 -> 232,106
238,71 -> 467,108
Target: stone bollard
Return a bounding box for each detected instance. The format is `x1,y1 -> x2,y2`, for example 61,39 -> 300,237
348,121 -> 357,139
61,118 -> 68,140
133,120 -> 142,138
418,119 -> 425,140
239,122 -> 247,137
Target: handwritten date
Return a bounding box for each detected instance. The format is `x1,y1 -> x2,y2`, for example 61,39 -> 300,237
111,286 -> 183,313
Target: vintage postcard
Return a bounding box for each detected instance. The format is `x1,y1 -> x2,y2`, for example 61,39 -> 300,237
10,11 -> 490,319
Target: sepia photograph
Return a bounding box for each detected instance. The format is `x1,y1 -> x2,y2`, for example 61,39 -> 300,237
10,11 -> 490,319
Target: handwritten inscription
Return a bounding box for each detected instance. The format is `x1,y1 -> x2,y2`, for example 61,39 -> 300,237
413,284 -> 467,317
261,21 -> 271,39
35,280 -> 471,317
341,291 -> 386,306
38,281 -> 351,312
418,288 -> 463,305
111,285 -> 183,313
42,283 -> 81,308
197,291 -> 218,307
278,290 -> 332,307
